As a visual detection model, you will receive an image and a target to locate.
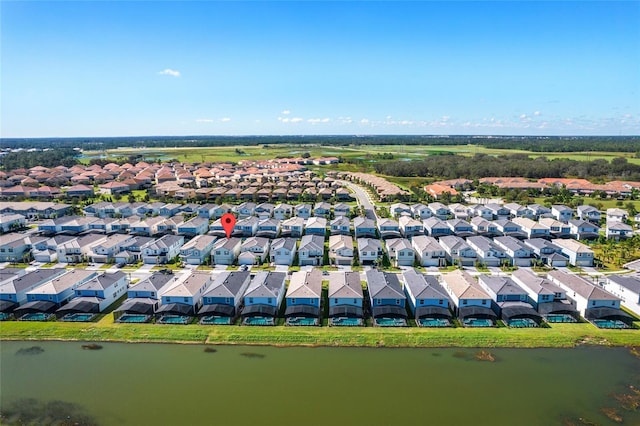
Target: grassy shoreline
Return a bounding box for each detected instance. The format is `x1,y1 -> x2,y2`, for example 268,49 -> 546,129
1,321 -> 639,349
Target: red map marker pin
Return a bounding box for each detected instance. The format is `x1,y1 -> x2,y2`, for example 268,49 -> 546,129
221,213 -> 236,239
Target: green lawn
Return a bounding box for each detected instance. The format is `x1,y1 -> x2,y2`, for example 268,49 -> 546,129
84,144 -> 640,166
2,318 -> 638,348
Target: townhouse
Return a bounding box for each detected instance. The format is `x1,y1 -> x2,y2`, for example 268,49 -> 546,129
548,270 -> 631,327
241,271 -> 287,325
298,234 -> 325,266
411,235 -> 446,267
285,269 -> 322,325
385,238 -> 415,267
179,235 -> 217,265
211,238 -> 242,265
328,271 -> 364,326
440,270 -> 496,327
269,237 -> 297,266
401,269 -> 451,327
357,238 -> 383,265
438,235 -> 477,267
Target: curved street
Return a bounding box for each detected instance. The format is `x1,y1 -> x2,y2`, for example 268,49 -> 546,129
339,180 -> 378,220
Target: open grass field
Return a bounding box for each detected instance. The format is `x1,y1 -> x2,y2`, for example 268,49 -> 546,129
82,144 -> 640,166
1,317 -> 638,348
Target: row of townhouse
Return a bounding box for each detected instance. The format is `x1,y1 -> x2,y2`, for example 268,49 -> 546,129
0,160 -> 350,200
84,201 -> 353,221
34,210 -> 367,245
378,234 -> 594,268
28,232 -> 185,265
0,201 -> 72,219
438,269 -> 633,328
0,268 -> 128,320
0,222 -> 596,269
0,182 -> 134,199
118,269 -> 374,327
376,214 -> 612,241
117,269 -> 360,327
3,266 -> 633,329
124,268 -> 633,329
158,185 -> 353,202
377,216 -> 608,239
389,201 -> 639,228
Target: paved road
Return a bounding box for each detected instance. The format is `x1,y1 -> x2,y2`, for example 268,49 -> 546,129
339,180 -> 377,220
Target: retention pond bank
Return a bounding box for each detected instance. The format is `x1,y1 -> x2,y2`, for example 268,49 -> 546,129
2,341 -> 640,425
0,320 -> 639,348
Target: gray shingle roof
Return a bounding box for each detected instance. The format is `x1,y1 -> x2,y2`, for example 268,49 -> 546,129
0,268 -> 65,294
244,271 -> 286,299
478,275 -> 527,297
77,271 -> 126,291
548,270 -> 618,301
402,269 -> 449,301
607,274 -> 640,293
203,271 -> 250,298
328,271 -> 363,299
366,270 -> 405,299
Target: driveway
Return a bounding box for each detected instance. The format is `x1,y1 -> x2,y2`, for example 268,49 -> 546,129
136,264 -> 156,272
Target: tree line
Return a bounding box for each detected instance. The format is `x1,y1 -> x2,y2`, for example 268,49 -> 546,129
1,135 -> 639,153
373,153 -> 640,181
0,149 -> 80,170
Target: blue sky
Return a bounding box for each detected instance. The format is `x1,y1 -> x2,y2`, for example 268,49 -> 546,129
2,1 -> 639,137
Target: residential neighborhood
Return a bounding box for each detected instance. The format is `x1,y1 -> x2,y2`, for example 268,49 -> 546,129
0,164 -> 639,330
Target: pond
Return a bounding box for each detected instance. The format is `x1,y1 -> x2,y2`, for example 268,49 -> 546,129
1,341 -> 639,425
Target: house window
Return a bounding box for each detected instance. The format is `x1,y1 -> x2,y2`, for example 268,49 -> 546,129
611,301 -> 615,306
291,298 -> 296,304
462,300 -> 467,305
438,299 -> 443,305
249,298 -> 254,304
334,299 -> 338,304
166,297 -> 171,303
376,299 -> 381,305
396,299 -> 400,305
420,300 -> 424,305
184,298 -> 189,303
592,301 -> 596,306
482,300 -> 486,305
268,298 -> 272,304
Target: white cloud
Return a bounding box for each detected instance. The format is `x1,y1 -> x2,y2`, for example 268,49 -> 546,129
360,118 -> 370,124
533,111 -> 541,116
220,117 -> 231,122
195,119 -> 214,123
338,116 -> 353,124
308,118 -> 330,124
278,116 -> 303,123
281,110 -> 291,115
158,68 -> 181,77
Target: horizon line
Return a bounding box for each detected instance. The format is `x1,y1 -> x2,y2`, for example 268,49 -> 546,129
2,133 -> 639,141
